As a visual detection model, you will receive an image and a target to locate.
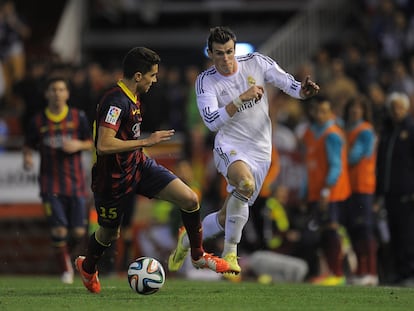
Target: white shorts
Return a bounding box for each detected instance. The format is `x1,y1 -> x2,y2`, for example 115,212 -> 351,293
213,146 -> 270,206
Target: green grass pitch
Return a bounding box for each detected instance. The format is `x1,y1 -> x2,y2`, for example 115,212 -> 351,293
1,275 -> 414,311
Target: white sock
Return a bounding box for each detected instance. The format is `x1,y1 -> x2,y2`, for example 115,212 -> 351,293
222,191 -> 249,256
182,211 -> 223,249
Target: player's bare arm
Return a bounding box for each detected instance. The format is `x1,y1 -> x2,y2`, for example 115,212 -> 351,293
300,75 -> 320,99
96,126 -> 175,155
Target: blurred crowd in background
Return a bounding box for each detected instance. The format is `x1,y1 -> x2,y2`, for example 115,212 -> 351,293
1,0 -> 414,286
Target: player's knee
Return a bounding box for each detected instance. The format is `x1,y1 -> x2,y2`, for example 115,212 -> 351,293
51,226 -> 68,240
180,189 -> 200,212
236,177 -> 255,198
72,227 -> 86,239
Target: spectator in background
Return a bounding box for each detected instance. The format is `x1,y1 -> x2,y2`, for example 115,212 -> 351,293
301,96 -> 351,286
343,95 -> 378,286
376,92 -> 414,286
369,0 -> 396,47
379,9 -> 407,62
313,48 -> 333,90
342,44 -> 365,92
0,0 -> 30,108
22,77 -> 93,284
389,60 -> 414,99
324,58 -> 359,118
367,82 -> 388,134
361,50 -> 381,92
14,59 -> 48,137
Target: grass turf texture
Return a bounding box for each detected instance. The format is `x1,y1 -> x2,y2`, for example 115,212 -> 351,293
1,276 -> 414,311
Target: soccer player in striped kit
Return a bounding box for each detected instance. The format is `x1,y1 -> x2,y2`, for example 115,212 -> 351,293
168,26 -> 319,277
75,47 -> 230,294
23,77 -> 94,284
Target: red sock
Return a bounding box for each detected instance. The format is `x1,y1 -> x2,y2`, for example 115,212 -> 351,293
83,232 -> 110,274
354,239 -> 368,275
367,238 -> 378,275
353,237 -> 377,276
180,208 -> 204,260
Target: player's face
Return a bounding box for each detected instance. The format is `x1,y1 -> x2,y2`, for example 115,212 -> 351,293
209,40 -> 236,76
45,81 -> 69,109
136,64 -> 159,94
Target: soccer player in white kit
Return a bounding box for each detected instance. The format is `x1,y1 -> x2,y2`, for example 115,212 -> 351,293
169,26 -> 319,276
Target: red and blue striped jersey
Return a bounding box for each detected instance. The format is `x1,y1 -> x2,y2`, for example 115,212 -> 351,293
25,107 -> 92,197
91,81 -> 146,199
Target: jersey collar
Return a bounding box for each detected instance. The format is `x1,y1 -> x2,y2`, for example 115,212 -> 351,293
45,105 -> 69,122
117,80 -> 137,103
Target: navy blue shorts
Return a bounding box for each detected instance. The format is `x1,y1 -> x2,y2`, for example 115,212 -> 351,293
344,193 -> 375,229
94,157 -> 177,228
41,193 -> 87,229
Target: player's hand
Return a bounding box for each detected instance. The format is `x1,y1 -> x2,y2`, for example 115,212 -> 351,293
300,76 -> 320,99
145,130 -> 175,147
241,85 -> 265,102
23,156 -> 33,171
62,138 -> 83,153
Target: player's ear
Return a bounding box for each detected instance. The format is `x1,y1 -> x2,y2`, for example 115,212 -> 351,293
134,72 -> 142,82
207,48 -> 213,59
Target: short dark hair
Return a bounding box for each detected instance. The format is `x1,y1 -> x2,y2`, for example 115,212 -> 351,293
207,26 -> 237,52
122,47 -> 161,79
45,76 -> 69,90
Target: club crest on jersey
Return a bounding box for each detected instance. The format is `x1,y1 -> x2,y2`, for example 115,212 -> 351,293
247,76 -> 256,86
105,106 -> 121,125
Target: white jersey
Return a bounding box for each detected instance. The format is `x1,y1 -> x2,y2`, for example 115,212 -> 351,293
196,52 -> 302,163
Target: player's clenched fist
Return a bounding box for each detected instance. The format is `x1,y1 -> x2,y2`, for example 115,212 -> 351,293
300,75 -> 320,99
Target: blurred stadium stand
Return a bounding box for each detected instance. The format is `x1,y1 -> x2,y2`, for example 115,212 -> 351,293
83,0 -> 304,49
